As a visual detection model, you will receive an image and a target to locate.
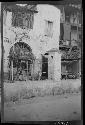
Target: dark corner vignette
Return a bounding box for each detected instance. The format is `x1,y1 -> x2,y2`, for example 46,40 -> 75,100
2,0 -> 82,124
1,2 -> 4,123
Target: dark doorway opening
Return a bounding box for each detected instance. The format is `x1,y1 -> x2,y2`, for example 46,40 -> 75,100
42,55 -> 48,80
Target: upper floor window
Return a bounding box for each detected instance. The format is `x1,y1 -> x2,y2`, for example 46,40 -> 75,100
79,13 -> 82,25
79,34 -> 81,39
65,15 -> 70,23
44,20 -> 53,37
71,25 -> 77,31
70,13 -> 79,24
78,26 -> 81,31
60,23 -> 64,40
12,11 -> 34,29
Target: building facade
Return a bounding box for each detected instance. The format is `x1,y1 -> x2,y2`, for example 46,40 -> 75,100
3,4 -> 61,81
3,3 -> 82,82
59,4 -> 82,79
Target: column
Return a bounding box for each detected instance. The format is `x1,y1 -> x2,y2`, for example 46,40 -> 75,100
27,61 -> 28,80
32,60 -> 35,81
53,52 -> 61,81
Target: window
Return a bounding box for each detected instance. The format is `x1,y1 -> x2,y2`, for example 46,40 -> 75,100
45,20 -> 53,37
12,12 -> 23,28
65,15 -> 70,23
79,13 -> 81,25
78,27 -> 81,31
71,25 -> 77,31
12,12 -> 34,29
79,34 -> 81,39
60,23 -> 64,40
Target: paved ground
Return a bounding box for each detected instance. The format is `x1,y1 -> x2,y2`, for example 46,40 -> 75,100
4,93 -> 81,122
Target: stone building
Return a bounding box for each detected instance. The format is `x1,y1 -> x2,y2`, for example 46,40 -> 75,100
2,3 -> 82,82
3,4 -> 61,81
58,4 -> 82,79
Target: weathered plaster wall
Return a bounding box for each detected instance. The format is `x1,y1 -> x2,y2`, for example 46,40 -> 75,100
3,5 -> 61,81
4,5 -> 60,56
48,51 -> 61,81
33,4 -> 60,51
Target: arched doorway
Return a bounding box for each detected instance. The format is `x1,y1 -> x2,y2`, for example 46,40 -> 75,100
8,42 -> 34,81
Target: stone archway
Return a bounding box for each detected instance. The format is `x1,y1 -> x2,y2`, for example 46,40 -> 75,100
8,42 -> 34,81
